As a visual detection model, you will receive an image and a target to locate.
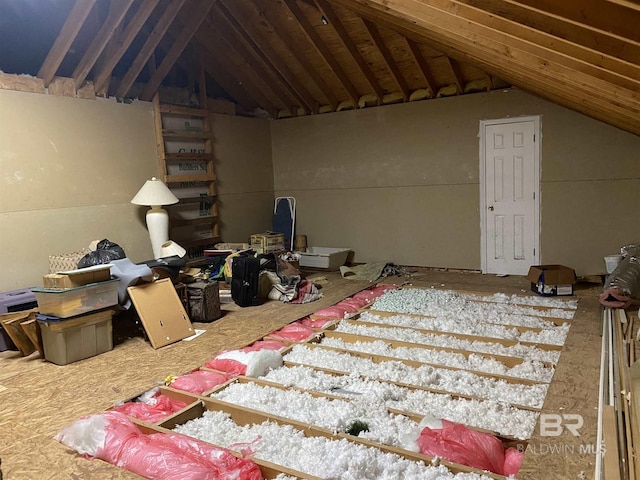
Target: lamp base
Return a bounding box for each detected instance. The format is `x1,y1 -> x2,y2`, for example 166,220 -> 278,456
146,206 -> 170,259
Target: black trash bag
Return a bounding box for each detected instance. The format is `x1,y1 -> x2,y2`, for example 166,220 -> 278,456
78,239 -> 126,268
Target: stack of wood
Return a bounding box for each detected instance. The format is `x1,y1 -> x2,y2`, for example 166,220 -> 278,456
598,307 -> 640,479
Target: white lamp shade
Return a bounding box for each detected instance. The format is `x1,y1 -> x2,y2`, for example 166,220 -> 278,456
131,177 -> 179,206
161,240 -> 186,258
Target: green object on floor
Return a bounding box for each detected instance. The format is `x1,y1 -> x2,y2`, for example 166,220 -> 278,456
340,262 -> 388,281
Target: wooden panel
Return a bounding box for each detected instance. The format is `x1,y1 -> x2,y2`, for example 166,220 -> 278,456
37,0 -> 96,87
328,0 -> 640,135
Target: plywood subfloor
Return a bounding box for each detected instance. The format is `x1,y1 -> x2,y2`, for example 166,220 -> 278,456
0,269 -> 604,479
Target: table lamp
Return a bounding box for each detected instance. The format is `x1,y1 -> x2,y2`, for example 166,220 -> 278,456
131,177 -> 179,259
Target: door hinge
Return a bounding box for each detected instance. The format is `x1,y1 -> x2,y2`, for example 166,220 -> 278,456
533,192 -> 535,200
534,248 -> 536,256
533,134 -> 536,142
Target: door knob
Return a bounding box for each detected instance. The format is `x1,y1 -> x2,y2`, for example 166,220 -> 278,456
488,205 -> 494,211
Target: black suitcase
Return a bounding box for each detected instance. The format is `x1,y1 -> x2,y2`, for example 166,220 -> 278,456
231,255 -> 260,307
186,281 -> 221,322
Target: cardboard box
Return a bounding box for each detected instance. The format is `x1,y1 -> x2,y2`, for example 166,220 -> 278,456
251,232 -> 285,254
527,265 -> 577,296
42,265 -> 112,289
32,279 -> 119,318
37,309 -> 113,365
48,249 -> 90,273
298,247 -> 351,270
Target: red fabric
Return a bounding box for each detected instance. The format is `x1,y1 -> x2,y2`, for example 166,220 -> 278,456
204,341 -> 286,376
503,447 -> 525,476
311,306 -> 349,319
170,370 -> 228,395
111,393 -> 187,424
417,420 -> 508,475
97,411 -> 263,480
204,357 -> 247,376
599,287 -> 635,308
242,340 -> 287,352
268,322 -> 316,342
300,316 -> 336,328
336,298 -> 368,310
352,285 -> 397,303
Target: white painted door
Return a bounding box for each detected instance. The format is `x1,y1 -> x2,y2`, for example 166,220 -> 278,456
480,117 -> 540,275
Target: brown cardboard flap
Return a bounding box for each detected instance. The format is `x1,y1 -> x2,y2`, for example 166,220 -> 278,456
526,265 -> 577,285
128,279 -> 194,349
43,264 -> 112,289
0,310 -> 37,356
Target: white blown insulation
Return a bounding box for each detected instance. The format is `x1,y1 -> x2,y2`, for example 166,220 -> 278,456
371,289 -> 575,321
284,344 -> 547,408
212,382 -> 418,447
263,365 -> 538,440
458,292 -> 578,309
170,287 -> 574,477
336,321 -> 561,364
320,337 -> 555,382
174,410 -> 494,479
358,310 -> 569,346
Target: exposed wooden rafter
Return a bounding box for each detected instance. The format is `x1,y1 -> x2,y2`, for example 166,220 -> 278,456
329,0 -> 640,135
191,24 -> 280,116
254,0 -> 340,110
362,18 -> 410,101
218,1 -> 317,113
140,0 -> 214,101
405,38 -> 438,98
115,0 -> 187,98
93,0 -> 161,95
37,0 -> 96,87
315,0 -> 384,103
283,0 -> 360,108
447,58 -> 465,94
211,5 -> 305,114
72,0 -> 134,89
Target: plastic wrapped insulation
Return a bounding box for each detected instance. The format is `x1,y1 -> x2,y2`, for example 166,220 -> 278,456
600,244 -> 640,308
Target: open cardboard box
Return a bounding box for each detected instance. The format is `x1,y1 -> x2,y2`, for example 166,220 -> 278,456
527,264 -> 577,296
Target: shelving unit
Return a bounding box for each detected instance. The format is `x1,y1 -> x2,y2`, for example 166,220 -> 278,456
152,93 -> 220,263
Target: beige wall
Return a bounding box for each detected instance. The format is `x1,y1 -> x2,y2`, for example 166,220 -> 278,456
0,90 -> 158,291
211,113 -> 274,244
271,88 -> 640,275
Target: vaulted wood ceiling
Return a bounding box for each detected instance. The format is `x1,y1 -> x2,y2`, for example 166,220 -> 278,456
0,0 -> 638,135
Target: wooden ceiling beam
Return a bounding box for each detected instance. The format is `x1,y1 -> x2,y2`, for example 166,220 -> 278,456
361,18 -> 410,101
37,0 -> 96,87
72,0 -> 134,89
509,0 -> 640,42
456,0 -> 640,88
283,0 -> 360,107
328,0 -> 640,135
464,0 -> 640,68
219,0 -> 318,114
405,38 -> 438,97
140,0 -> 214,101
115,0 -> 186,98
193,27 -> 280,116
194,43 -> 258,112
211,4 -> 308,113
315,0 -> 384,103
253,0 -> 339,110
447,58 -> 465,94
93,0 -> 161,95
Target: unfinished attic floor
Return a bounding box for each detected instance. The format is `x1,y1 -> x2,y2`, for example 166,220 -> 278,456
0,269 -> 603,480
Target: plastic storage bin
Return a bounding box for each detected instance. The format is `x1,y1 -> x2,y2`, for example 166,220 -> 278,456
298,247 -> 351,270
37,309 -> 114,365
32,279 -> 119,318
